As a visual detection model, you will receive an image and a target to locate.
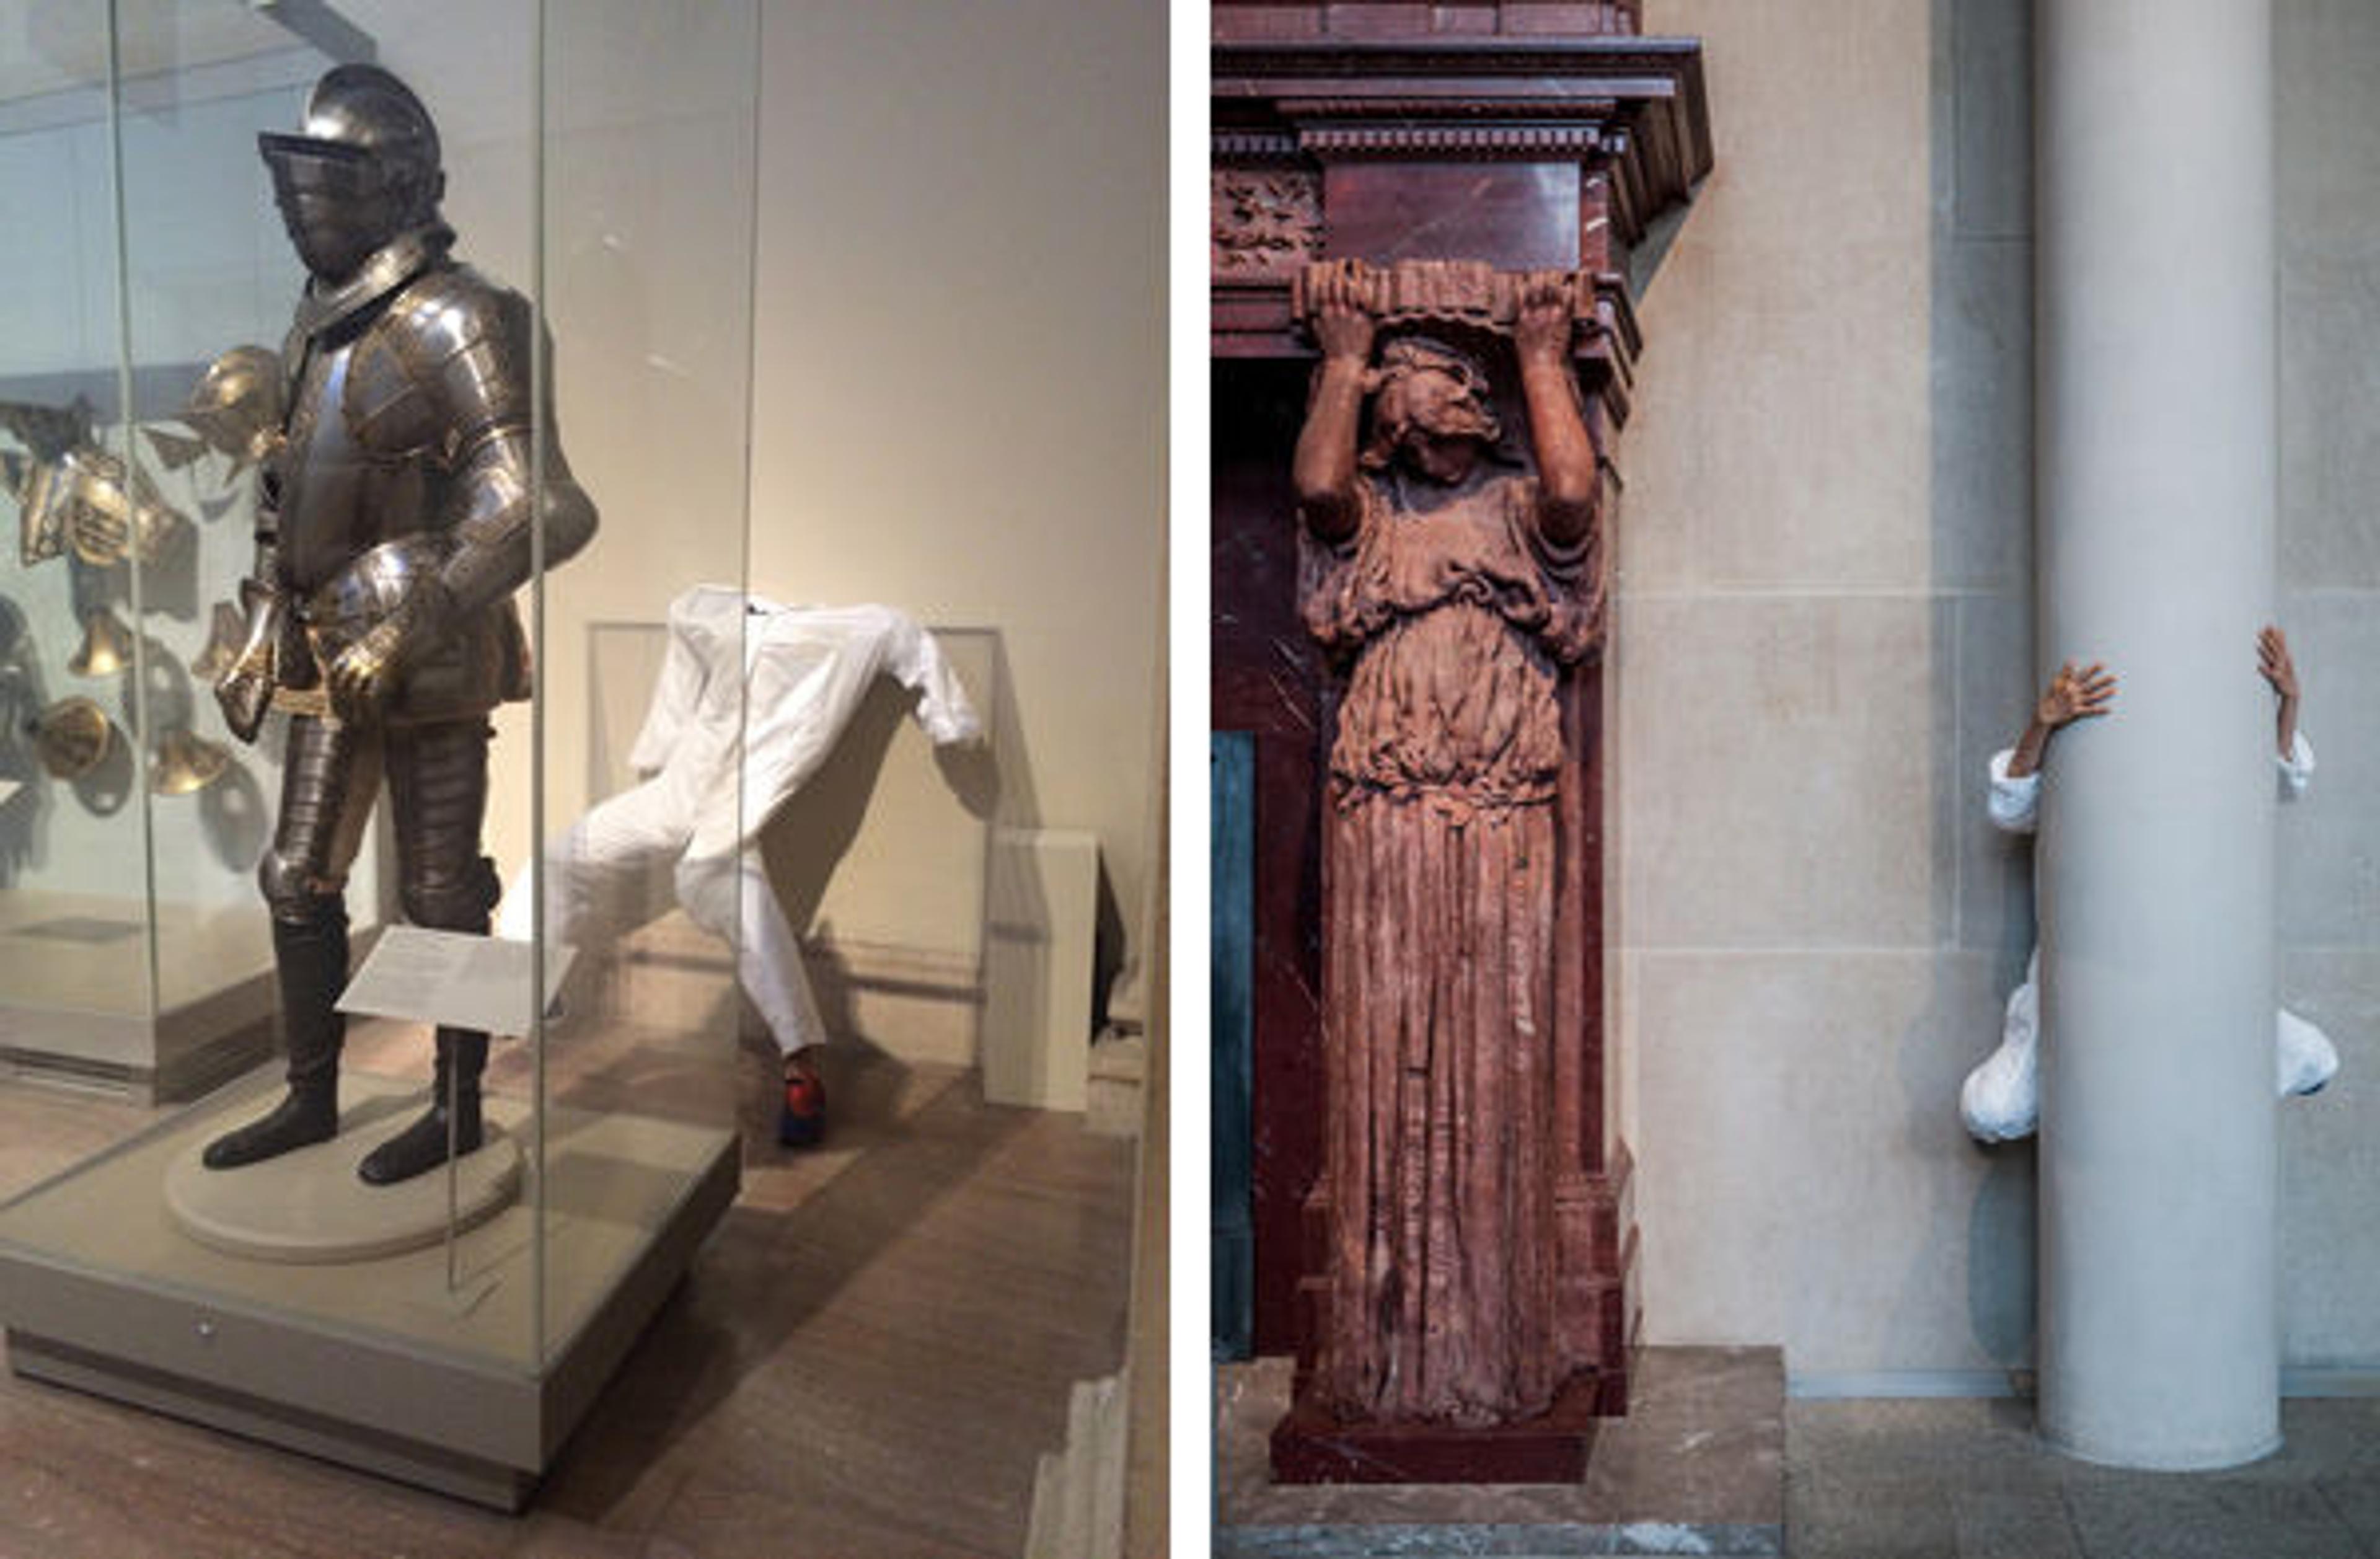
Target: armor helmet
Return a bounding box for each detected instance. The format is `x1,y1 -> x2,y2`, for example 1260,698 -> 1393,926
31,697 -> 111,780
66,607 -> 134,679
151,730 -> 231,797
259,64 -> 445,283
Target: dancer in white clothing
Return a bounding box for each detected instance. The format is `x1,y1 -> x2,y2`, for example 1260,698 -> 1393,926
502,586 -> 980,1144
1960,625 -> 2338,1143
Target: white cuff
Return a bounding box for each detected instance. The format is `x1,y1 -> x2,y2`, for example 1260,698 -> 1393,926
2278,730 -> 2314,800
1986,748 -> 2041,834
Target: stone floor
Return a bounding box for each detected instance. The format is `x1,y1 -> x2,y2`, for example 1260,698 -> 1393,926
1216,1366 -> 2380,1557
0,1029 -> 1137,1558
1787,1394 -> 2380,1559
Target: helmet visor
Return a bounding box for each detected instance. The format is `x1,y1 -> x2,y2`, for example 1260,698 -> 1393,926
258,132 -> 395,204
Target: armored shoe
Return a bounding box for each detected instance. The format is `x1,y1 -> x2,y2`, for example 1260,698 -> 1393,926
358,1028 -> 486,1186
356,1095 -> 483,1185
202,1085 -> 338,1168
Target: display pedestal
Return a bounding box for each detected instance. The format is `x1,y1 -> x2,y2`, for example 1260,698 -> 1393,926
0,1070 -> 740,1510
0,891 -> 280,1103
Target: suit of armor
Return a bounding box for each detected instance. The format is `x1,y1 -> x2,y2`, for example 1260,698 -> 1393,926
204,64 -> 596,1185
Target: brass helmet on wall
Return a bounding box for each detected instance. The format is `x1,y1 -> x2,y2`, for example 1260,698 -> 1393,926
30,697 -> 111,780
151,729 -> 230,797
67,607 -> 134,678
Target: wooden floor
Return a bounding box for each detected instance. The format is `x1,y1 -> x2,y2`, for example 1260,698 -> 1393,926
0,1032 -> 1136,1558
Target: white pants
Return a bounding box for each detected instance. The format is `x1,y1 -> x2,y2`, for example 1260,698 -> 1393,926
1960,951 -> 2340,1144
498,777 -> 824,1058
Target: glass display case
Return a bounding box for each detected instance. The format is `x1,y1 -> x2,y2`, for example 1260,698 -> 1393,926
0,0 -> 761,1508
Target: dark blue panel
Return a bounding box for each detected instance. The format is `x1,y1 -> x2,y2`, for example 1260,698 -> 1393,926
1212,731 -> 1256,1361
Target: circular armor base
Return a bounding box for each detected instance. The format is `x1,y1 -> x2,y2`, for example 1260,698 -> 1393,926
164,1099 -> 522,1265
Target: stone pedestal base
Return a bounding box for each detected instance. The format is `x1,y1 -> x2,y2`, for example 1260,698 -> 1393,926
0,1067 -> 741,1509
163,1098 -> 523,1264
1271,1374 -> 1603,1485
1223,1349 -> 1784,1557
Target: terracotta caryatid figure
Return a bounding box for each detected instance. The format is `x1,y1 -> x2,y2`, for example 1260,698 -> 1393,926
1293,260 -> 1605,1426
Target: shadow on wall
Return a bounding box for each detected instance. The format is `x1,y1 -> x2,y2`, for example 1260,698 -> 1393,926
756,672 -> 1000,1057
754,629 -> 1088,1070
197,760 -> 268,874
1092,855 -> 1126,1033
759,679 -> 946,937
0,595 -> 38,884
1931,0 -> 2040,1376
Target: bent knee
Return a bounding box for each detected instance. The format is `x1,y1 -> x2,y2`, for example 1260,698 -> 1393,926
402,854 -> 502,932
258,849 -> 345,925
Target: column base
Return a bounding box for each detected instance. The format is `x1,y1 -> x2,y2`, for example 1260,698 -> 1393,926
2040,1424 -> 2281,1473
1269,1372 -> 1603,1485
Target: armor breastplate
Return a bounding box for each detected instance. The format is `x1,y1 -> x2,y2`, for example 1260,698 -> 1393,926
275,303 -> 443,594
265,253 -> 537,725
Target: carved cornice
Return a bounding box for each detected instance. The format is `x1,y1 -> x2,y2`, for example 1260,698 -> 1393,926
1211,31 -> 1698,430
1296,121 -> 1613,159
1214,37 -> 1710,245
1213,129 -> 1303,164
1210,0 -> 1644,38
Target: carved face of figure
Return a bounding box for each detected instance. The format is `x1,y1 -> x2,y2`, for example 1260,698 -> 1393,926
1387,366 -> 1494,484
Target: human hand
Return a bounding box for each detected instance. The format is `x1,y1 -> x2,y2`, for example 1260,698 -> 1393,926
1513,270 -> 1576,365
1305,260 -> 1377,364
2037,660 -> 2117,730
2258,625 -> 2299,704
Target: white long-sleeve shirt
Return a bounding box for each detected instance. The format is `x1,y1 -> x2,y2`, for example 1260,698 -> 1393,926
627,586 -> 981,868
1986,729 -> 2314,834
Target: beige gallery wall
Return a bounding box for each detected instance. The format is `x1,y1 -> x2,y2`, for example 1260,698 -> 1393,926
1621,0 -> 2380,1384
351,0 -> 1167,1031
745,0 -> 1170,1007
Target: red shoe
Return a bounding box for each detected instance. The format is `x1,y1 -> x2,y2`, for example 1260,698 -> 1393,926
779,1060 -> 826,1147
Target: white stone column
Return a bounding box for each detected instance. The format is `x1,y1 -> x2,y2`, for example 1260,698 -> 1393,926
2033,0 -> 2279,1469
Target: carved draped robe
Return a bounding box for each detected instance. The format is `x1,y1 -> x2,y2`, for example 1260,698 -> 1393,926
1303,464 -> 1601,1426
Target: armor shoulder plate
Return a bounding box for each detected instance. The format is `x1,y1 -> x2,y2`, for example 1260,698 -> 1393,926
343,265 -> 534,465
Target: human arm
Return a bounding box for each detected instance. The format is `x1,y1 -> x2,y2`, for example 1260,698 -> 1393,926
1511,270 -> 1601,552
1291,260 -> 1375,545
2259,625 -> 2300,766
2003,660 -> 2116,780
